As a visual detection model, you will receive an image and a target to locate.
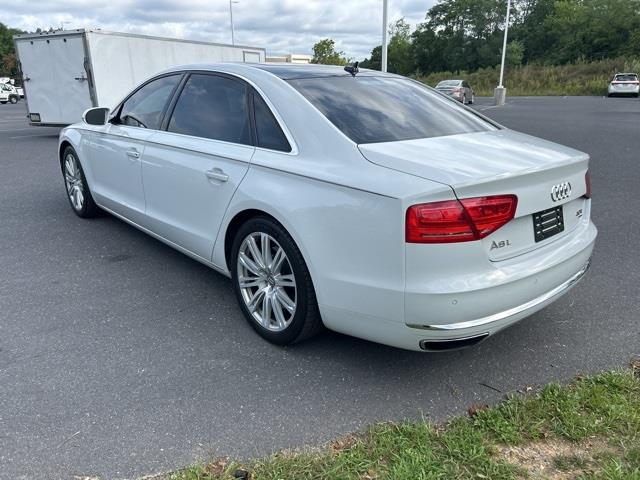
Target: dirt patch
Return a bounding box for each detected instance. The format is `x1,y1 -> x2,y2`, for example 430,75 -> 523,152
497,436 -> 609,479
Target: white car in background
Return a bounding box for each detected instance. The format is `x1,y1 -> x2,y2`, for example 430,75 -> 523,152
58,64 -> 596,351
607,73 -> 639,97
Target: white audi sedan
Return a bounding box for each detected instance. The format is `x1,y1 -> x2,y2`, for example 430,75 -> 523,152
58,63 -> 596,351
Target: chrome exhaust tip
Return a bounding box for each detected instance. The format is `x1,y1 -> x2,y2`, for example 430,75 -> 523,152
419,333 -> 489,352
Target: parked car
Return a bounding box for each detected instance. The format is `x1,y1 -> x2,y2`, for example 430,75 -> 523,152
59,64 -> 596,351
607,73 -> 639,97
0,83 -> 19,104
435,79 -> 475,104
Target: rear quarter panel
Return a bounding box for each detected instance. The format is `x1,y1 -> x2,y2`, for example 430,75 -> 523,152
213,163 -> 408,325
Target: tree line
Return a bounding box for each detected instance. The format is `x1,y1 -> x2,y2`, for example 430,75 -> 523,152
312,0 -> 640,76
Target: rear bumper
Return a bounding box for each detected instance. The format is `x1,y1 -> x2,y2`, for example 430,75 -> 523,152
608,85 -> 639,95
401,221 -> 596,350
407,260 -> 590,338
320,221 -> 596,352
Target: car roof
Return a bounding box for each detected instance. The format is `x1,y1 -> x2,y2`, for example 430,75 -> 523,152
248,63 -> 396,80
160,62 -> 397,80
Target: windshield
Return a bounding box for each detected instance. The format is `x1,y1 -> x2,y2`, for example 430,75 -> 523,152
288,76 -> 496,144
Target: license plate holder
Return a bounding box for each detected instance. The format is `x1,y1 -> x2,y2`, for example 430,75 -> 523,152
533,206 -> 564,242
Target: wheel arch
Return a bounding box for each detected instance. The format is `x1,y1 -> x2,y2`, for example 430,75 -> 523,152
222,208 -> 305,273
59,140 -> 73,170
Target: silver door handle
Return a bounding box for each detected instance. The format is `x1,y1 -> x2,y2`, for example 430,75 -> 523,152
126,149 -> 140,159
205,169 -> 229,183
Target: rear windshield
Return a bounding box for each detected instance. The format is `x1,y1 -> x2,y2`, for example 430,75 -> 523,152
288,76 -> 496,144
436,80 -> 461,87
615,74 -> 638,81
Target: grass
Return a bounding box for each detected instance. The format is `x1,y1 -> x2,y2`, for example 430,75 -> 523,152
156,363 -> 640,480
415,57 -> 640,96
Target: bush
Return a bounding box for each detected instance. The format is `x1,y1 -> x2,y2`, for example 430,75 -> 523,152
415,57 -> 640,96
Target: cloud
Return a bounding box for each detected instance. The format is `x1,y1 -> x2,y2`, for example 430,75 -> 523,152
2,0 -> 437,59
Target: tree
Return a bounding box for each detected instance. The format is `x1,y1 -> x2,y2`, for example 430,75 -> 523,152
361,18 -> 414,74
311,38 -> 348,66
0,23 -> 25,76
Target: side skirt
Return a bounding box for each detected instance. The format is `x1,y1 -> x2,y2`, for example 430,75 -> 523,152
97,203 -> 231,278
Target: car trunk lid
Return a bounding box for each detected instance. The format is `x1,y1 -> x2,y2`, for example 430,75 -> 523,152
359,130 -> 590,260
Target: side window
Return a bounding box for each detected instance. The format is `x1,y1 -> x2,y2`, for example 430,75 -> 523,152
118,75 -> 181,130
253,92 -> 291,152
167,74 -> 251,145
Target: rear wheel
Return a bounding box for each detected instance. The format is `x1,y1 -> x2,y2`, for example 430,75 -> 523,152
231,217 -> 323,345
469,93 -> 475,104
62,146 -> 99,218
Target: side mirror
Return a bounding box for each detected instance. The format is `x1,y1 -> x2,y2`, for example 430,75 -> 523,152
82,107 -> 110,126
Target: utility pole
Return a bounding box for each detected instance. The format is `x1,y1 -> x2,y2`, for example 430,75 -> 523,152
229,0 -> 239,45
494,0 -> 511,105
381,0 -> 388,72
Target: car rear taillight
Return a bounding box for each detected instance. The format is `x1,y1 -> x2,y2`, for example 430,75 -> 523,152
584,170 -> 592,198
406,195 -> 518,243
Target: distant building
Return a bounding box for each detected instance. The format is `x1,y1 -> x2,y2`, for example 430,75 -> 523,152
266,54 -> 312,64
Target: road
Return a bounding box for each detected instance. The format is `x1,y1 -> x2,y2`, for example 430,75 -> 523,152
1,96 -> 639,479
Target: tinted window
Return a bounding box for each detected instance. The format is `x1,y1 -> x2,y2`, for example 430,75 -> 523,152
119,75 -> 181,129
288,76 -> 496,144
253,93 -> 291,152
437,80 -> 461,87
614,74 -> 638,81
168,74 -> 251,145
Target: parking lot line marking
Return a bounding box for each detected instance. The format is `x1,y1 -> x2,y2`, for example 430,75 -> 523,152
10,133 -> 58,139
0,127 -> 56,133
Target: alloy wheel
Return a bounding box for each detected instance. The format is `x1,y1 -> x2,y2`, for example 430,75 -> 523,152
236,232 -> 297,332
64,153 -> 85,211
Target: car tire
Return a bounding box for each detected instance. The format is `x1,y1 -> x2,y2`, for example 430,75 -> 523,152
61,146 -> 99,218
0,101 -> 6,104
469,93 -> 475,104
231,216 -> 324,345
8,95 -> 18,104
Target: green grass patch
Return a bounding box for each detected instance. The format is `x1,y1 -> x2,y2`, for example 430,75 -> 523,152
162,368 -> 640,480
415,57 -> 640,96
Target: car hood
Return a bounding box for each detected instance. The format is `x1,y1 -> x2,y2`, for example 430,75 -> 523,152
358,129 -> 588,189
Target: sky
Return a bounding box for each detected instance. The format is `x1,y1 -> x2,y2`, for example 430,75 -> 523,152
3,0 -> 438,60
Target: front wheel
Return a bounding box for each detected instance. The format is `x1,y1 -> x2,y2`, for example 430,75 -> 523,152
231,217 -> 323,345
469,93 -> 475,104
8,95 -> 18,104
62,146 -> 99,218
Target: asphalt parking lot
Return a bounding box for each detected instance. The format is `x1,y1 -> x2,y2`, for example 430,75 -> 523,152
1,96 -> 639,479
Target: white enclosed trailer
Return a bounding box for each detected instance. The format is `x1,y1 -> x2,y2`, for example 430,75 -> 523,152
13,29 -> 266,126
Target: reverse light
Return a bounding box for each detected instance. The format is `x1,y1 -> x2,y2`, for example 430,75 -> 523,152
406,195 -> 518,243
584,170 -> 592,198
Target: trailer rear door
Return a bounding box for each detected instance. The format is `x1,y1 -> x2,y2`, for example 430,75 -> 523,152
16,33 -> 93,125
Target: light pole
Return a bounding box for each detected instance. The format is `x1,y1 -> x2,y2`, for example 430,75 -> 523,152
229,0 -> 239,45
381,0 -> 388,72
494,0 -> 511,105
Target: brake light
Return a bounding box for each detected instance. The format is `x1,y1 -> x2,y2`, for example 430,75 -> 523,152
584,170 -> 592,198
406,195 -> 518,243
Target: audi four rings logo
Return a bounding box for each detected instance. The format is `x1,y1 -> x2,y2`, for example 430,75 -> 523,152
550,182 -> 572,202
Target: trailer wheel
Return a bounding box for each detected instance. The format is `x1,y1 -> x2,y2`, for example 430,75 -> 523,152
8,95 -> 18,104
